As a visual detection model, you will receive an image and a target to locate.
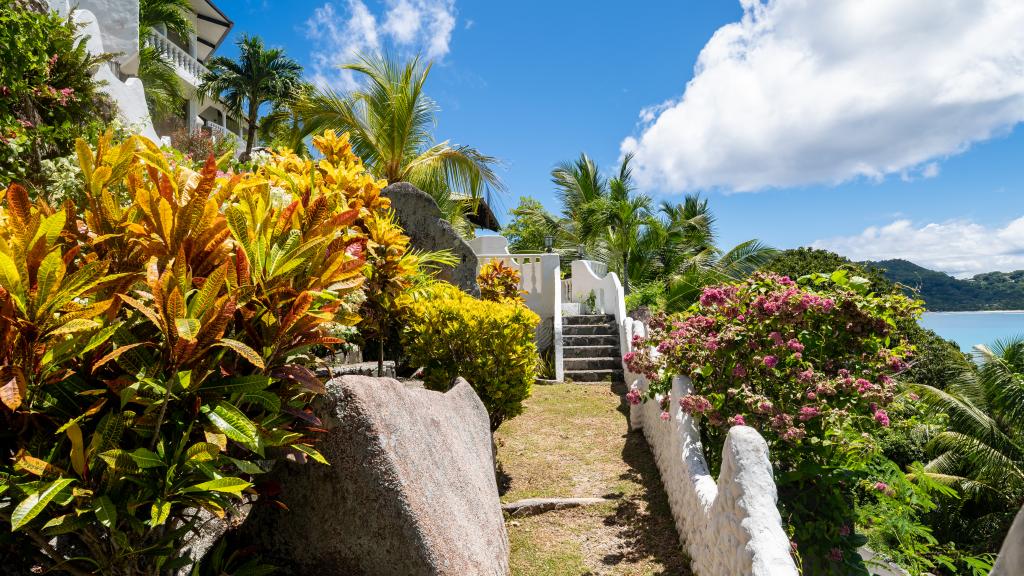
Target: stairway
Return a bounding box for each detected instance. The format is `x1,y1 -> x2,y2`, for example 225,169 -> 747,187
562,314 -> 624,384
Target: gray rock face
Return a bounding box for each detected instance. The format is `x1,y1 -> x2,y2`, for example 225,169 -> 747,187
241,375 -> 509,576
991,505 -> 1024,576
382,182 -> 479,294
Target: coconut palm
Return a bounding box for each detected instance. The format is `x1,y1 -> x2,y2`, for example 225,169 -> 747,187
911,339 -> 1024,509
137,0 -> 193,120
286,53 -> 503,236
198,34 -> 303,160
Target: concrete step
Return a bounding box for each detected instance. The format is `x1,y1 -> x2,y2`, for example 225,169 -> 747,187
563,334 -> 619,347
563,345 -> 619,359
564,357 -> 622,371
563,314 -> 615,326
563,324 -> 618,337
564,369 -> 624,383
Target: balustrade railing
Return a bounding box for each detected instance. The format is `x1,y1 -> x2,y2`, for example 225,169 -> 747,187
144,32 -> 208,85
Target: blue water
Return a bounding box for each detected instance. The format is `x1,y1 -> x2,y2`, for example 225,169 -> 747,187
919,311 -> 1024,353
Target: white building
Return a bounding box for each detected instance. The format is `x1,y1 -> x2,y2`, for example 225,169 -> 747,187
45,0 -> 245,147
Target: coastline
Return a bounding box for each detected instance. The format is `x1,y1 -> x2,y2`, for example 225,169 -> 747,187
922,310 -> 1024,315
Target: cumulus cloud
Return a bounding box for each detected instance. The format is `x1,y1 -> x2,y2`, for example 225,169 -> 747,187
814,217 -> 1024,277
306,0 -> 456,90
622,0 -> 1024,192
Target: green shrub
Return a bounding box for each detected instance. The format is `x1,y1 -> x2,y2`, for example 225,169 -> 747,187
625,281 -> 663,313
403,282 -> 539,429
0,1 -> 113,187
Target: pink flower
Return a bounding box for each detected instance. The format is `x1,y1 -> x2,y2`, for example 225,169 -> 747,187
787,339 -> 804,353
626,386 -> 642,406
728,414 -> 746,426
856,378 -> 872,393
781,427 -> 806,442
838,369 -> 850,378
806,391 -> 817,400
874,481 -> 896,496
874,409 -> 890,427
732,364 -> 747,378
623,352 -> 636,363
660,411 -> 671,421
829,548 -> 843,562
908,392 -> 919,401
798,369 -> 815,382
763,355 -> 778,368
769,331 -> 784,346
839,524 -> 851,537
757,401 -> 773,413
798,406 -> 820,421
679,394 -> 713,415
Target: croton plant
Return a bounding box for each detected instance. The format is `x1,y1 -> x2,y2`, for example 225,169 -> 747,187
0,130 -> 406,574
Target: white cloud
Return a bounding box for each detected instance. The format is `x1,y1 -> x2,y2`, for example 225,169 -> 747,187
814,217 -> 1024,277
306,0 -> 457,90
622,0 -> 1024,192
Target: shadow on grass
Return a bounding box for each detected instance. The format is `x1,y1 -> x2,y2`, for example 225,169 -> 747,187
603,381 -> 693,575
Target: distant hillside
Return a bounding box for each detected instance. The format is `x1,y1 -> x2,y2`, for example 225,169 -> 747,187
865,259 -> 1024,311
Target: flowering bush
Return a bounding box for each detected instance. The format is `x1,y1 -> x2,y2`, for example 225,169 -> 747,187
477,258 -> 524,303
0,2 -> 113,186
627,271 -> 923,573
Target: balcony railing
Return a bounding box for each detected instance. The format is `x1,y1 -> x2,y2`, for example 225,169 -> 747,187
144,32 -> 209,86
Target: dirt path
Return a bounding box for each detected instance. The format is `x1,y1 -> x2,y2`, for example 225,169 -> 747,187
495,383 -> 692,576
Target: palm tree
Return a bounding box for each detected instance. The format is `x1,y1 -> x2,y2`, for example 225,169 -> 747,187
198,34 -> 303,160
137,0 -> 193,120
911,339 -> 1024,510
574,154 -> 655,295
286,53 -> 504,236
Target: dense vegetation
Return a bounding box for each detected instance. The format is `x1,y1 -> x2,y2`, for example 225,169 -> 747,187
868,259 -> 1024,311
0,1 -> 113,187
505,162 -> 774,310
0,129 -> 411,573
629,272 -> 995,574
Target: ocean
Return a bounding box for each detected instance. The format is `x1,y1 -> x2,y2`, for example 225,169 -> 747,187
919,311 -> 1024,354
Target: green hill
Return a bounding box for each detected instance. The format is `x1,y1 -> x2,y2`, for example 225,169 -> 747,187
866,259 -> 1024,311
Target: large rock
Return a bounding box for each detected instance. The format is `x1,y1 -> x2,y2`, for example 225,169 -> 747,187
991,505 -> 1024,576
240,375 -> 509,576
382,182 -> 479,294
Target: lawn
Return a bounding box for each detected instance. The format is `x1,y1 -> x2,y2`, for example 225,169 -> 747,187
496,383 -> 691,576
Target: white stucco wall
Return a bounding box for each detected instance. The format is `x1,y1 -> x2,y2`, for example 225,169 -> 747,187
76,0 -> 139,70
630,375 -> 798,576
71,10 -> 158,141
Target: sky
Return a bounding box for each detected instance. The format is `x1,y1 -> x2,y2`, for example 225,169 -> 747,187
215,0 -> 1024,278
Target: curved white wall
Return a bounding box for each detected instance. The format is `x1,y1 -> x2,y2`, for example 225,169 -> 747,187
630,375 -> 798,576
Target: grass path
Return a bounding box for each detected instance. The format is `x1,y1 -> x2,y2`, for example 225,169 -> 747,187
495,383 -> 691,576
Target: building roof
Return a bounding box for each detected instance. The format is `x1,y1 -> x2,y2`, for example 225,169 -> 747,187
468,198 -> 501,231
191,0 -> 233,62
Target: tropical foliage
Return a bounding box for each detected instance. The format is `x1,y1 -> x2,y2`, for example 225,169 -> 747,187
911,338 -> 1024,553
403,282 -> 539,430
137,0 -> 193,120
0,1 -> 113,187
477,258 -> 524,303
0,129 -> 407,574
628,271 -> 921,573
283,53 -> 504,236
507,156 -> 774,303
199,34 -> 303,160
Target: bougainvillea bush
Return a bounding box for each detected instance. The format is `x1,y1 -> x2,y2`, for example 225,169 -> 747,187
627,271 -> 923,574
0,130 -> 409,574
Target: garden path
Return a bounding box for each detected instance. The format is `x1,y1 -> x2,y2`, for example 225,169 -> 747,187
496,382 -> 692,576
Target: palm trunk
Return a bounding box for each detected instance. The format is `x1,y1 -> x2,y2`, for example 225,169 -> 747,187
243,101 -> 258,161
622,253 -> 631,295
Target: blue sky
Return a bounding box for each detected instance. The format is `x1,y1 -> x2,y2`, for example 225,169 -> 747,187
215,0 -> 1024,277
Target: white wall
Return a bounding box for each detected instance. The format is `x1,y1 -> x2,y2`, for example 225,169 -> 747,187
71,9 -> 158,141
630,375 -> 798,576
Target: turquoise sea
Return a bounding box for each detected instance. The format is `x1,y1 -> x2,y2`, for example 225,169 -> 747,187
919,311 -> 1024,353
